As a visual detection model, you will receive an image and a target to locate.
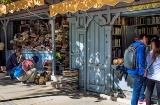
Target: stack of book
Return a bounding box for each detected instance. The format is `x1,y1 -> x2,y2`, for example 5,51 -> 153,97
61,70 -> 79,91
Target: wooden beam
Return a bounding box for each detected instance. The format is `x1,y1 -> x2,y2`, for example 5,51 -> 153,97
0,7 -> 49,20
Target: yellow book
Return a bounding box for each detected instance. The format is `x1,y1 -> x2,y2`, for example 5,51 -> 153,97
122,17 -> 125,25
153,27 -> 157,34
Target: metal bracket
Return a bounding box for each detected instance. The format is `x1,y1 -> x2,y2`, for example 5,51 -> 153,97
1,18 -> 9,28
27,9 -> 49,19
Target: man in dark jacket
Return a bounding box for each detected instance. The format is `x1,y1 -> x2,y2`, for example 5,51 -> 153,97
126,34 -> 148,105
6,49 -> 21,79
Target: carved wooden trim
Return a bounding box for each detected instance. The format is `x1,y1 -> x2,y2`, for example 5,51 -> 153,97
67,17 -> 77,23
66,12 -> 72,17
106,6 -> 111,24
110,12 -> 120,25
85,6 -> 111,28
98,15 -> 107,26
85,14 -> 92,29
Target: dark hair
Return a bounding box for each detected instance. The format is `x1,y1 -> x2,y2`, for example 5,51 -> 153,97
32,56 -> 39,63
15,49 -> 21,53
152,38 -> 160,61
137,34 -> 147,40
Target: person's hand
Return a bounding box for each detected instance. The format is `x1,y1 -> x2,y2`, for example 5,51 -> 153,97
143,69 -> 147,77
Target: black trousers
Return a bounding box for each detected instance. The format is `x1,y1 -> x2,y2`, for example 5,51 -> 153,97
146,78 -> 160,105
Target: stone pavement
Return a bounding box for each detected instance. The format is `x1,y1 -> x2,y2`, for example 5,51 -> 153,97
0,76 -> 130,105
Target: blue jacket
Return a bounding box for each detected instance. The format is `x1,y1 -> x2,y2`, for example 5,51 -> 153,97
6,53 -> 18,71
126,40 -> 146,76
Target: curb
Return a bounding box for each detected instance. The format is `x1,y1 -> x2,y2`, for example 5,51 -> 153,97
99,94 -> 130,105
99,94 -> 158,105
82,91 -> 131,105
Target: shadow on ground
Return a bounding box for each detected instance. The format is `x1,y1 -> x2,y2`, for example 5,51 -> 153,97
0,91 -> 107,102
0,77 -> 107,103
0,76 -> 20,86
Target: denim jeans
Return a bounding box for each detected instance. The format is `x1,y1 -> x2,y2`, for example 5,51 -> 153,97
7,67 -> 17,80
7,66 -> 17,75
146,78 -> 160,105
130,74 -> 146,105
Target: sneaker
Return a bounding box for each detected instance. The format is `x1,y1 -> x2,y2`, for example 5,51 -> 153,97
10,74 -> 15,80
0,71 -> 5,73
138,99 -> 146,103
21,81 -> 27,84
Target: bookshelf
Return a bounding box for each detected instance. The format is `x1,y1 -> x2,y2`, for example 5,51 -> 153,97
111,15 -> 160,64
123,15 -> 160,52
111,16 -> 124,64
55,17 -> 69,75
124,16 -> 160,34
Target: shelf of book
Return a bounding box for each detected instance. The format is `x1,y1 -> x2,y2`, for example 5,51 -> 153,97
111,16 -> 124,64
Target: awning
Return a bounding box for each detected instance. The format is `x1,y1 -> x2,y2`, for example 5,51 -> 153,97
49,0 -> 134,17
0,0 -> 44,16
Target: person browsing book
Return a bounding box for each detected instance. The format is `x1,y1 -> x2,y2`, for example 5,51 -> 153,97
17,56 -> 39,85
145,38 -> 160,105
126,34 -> 148,105
6,49 -> 21,80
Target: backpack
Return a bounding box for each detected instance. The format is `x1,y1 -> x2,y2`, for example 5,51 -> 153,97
14,64 -> 23,78
123,44 -> 140,70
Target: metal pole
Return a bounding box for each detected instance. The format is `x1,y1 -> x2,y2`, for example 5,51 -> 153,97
3,27 -> 7,64
49,17 -> 56,75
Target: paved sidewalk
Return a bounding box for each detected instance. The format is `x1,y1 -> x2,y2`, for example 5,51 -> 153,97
0,76 -> 130,105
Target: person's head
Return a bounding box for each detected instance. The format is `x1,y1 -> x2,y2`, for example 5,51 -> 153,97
151,39 -> 158,50
151,38 -> 160,61
31,56 -> 39,63
15,49 -> 21,57
137,34 -> 148,45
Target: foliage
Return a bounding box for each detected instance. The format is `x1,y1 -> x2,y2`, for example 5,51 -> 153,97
0,0 -> 12,4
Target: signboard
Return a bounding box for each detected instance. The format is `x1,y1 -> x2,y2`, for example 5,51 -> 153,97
127,2 -> 160,11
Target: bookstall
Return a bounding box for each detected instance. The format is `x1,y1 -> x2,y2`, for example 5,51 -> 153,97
110,1 -> 160,101
1,0 -> 160,99
6,15 -> 70,78
0,0 -> 74,89
49,0 -> 160,97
